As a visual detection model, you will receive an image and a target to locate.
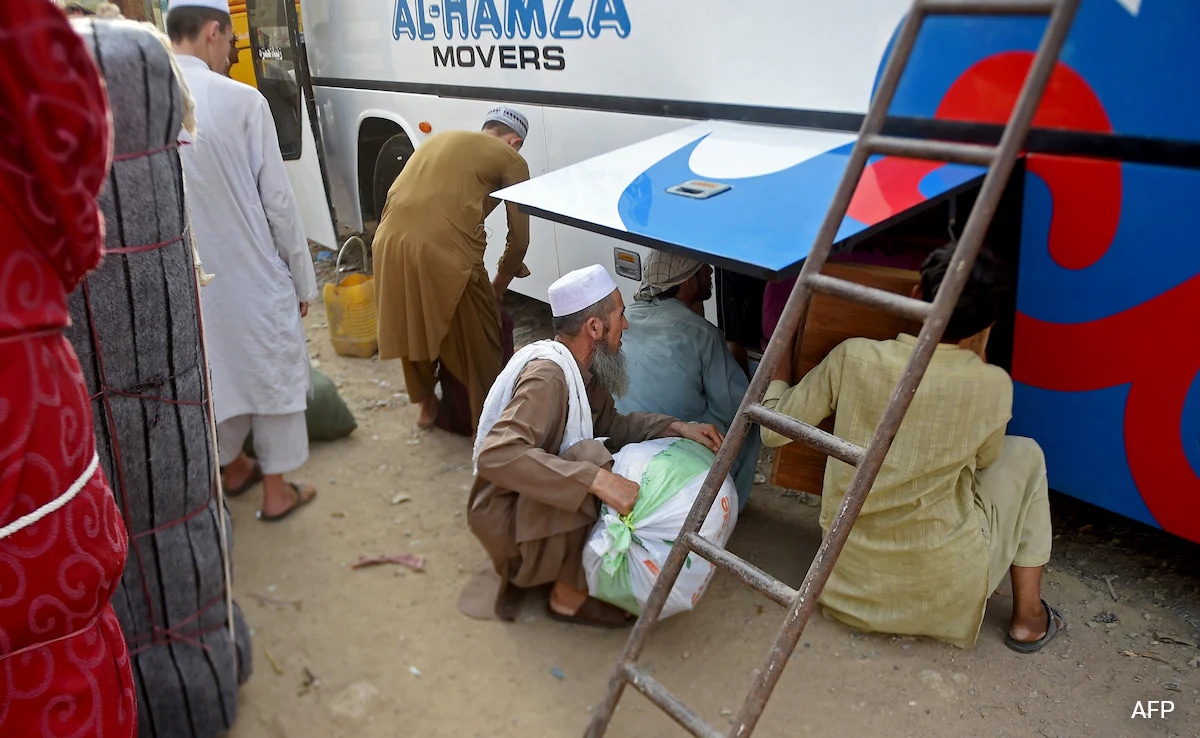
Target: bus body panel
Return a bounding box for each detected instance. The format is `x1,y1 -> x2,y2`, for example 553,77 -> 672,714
305,0 -> 908,116
1009,159 -> 1200,545
866,1 -> 1200,543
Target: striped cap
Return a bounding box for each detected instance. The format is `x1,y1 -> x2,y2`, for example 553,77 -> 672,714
635,251 -> 704,301
483,105 -> 529,140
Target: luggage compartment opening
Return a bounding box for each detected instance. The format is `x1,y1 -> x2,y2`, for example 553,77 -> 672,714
716,160 -> 1025,374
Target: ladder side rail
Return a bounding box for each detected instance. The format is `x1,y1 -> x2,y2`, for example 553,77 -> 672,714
584,6 -> 936,736
726,2 -> 1081,735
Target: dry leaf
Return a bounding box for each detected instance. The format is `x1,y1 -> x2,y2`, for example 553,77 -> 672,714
351,553 -> 425,572
1153,633 -> 1197,648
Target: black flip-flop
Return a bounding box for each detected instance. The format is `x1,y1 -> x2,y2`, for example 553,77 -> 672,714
257,482 -> 317,522
546,598 -> 634,629
221,461 -> 263,499
1005,599 -> 1066,653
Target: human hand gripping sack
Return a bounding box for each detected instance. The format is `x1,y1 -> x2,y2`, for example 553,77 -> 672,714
590,468 -> 640,516
669,421 -> 725,453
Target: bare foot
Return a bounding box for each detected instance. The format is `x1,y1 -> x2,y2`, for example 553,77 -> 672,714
1005,599 -> 1065,653
549,581 -> 588,616
221,452 -> 257,490
1009,600 -> 1051,643
416,396 -> 439,429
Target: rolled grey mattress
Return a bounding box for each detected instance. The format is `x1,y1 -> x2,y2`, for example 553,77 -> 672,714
66,19 -> 252,738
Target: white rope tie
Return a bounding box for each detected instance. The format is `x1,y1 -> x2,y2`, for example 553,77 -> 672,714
0,452 -> 100,541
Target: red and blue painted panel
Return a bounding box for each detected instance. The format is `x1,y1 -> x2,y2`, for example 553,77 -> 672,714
873,0 -> 1200,542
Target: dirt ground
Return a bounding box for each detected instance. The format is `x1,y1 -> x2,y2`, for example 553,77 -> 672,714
224,260 -> 1199,738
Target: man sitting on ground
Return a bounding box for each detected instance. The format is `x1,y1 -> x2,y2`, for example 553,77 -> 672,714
761,245 -> 1064,652
463,265 -> 724,627
617,251 -> 759,509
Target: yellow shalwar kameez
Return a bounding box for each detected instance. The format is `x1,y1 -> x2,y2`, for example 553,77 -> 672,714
373,130 -> 530,430
762,334 -> 1052,648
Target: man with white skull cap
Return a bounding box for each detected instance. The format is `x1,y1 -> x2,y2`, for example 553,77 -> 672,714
617,250 -> 760,509
483,105 -> 530,142
169,0 -> 321,522
372,105 -> 534,436
461,265 -> 725,626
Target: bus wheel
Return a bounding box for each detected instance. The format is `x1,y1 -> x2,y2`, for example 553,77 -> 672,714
372,133 -> 414,220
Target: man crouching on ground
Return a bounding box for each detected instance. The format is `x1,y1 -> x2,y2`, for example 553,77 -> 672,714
461,265 -> 725,627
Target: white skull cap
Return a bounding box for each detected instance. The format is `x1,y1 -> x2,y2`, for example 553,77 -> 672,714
167,0 -> 231,13
548,265 -> 618,318
483,105 -> 530,140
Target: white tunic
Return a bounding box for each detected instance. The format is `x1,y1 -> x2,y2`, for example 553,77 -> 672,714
177,54 -> 317,423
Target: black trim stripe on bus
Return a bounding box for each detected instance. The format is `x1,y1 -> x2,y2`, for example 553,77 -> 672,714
514,174 -> 986,281
312,77 -> 1200,170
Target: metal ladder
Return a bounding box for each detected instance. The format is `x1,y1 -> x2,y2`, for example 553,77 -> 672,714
583,1 -> 1081,736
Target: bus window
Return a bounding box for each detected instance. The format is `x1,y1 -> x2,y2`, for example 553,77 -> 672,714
247,0 -> 303,160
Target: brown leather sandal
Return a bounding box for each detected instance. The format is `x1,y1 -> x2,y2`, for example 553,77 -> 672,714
257,482 -> 317,522
546,597 -> 634,629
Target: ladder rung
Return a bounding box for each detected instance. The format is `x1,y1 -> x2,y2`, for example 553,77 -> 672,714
619,664 -> 723,738
805,273 -> 932,323
745,404 -> 865,467
865,134 -> 997,166
683,532 -> 797,608
918,0 -> 1057,14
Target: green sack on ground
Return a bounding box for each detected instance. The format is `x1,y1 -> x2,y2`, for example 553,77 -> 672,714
306,367 -> 357,441
243,367 -> 357,454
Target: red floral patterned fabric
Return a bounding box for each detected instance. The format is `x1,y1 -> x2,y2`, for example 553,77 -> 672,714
0,3 -> 137,736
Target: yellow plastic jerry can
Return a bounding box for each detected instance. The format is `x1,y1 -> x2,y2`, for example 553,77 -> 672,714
323,236 -> 378,358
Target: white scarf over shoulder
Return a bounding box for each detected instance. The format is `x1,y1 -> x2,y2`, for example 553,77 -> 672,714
473,340 -> 593,474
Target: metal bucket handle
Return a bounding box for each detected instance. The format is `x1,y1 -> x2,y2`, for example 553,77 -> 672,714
336,235 -> 370,275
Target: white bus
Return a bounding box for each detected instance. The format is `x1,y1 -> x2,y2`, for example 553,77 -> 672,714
249,0 -> 937,309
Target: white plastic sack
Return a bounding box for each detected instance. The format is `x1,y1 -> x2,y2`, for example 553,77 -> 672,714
583,437 -> 739,620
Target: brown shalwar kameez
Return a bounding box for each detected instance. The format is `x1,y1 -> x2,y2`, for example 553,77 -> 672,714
466,358 -> 675,619
373,130 -> 531,431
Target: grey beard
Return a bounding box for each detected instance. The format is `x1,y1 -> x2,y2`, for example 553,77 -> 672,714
591,343 -> 630,399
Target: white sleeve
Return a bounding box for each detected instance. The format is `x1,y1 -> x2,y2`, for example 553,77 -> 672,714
250,95 -> 318,303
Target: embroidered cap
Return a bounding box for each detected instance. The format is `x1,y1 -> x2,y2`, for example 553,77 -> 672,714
635,250 -> 704,301
548,265 -> 618,318
167,0 -> 231,13
483,105 -> 530,140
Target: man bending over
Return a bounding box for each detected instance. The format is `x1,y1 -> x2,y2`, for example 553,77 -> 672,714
762,245 -> 1064,652
464,265 -> 724,627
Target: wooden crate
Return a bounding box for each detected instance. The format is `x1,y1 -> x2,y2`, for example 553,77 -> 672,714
769,262 -> 923,494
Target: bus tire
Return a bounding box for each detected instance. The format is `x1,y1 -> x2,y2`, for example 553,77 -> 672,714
372,133 -> 414,220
